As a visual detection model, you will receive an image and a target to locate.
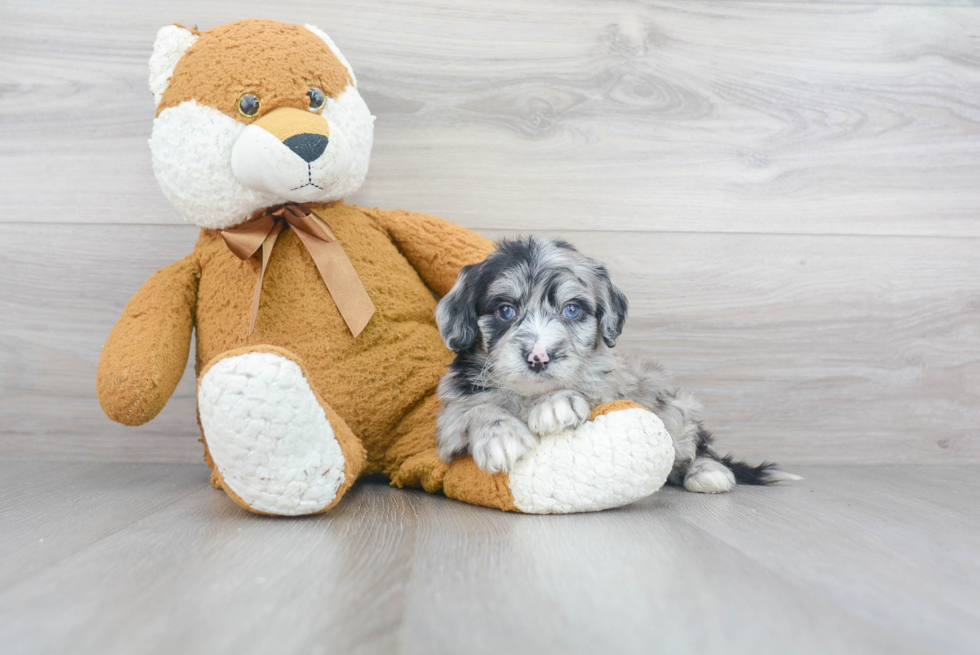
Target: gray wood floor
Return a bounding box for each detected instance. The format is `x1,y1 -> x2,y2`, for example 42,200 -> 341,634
2,3 -> 977,651
0,462 -> 977,655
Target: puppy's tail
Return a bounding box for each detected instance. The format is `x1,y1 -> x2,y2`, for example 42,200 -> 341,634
712,452 -> 803,485
695,424 -> 802,485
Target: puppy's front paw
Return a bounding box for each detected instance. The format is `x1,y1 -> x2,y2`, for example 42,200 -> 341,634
527,391 -> 591,436
471,417 -> 538,474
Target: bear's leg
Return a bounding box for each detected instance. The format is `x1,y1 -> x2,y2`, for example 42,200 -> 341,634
197,345 -> 366,516
383,393 -> 450,493
386,396 -> 675,514
383,393 -> 519,511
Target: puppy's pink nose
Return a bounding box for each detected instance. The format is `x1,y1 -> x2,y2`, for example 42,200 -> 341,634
527,347 -> 550,373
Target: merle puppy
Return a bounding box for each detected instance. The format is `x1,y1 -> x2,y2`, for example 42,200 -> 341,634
434,236 -> 797,493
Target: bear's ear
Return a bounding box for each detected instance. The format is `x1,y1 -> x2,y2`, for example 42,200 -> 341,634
148,24 -> 198,106
304,24 -> 357,88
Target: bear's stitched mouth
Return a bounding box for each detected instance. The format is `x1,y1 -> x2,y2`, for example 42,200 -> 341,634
290,163 -> 325,191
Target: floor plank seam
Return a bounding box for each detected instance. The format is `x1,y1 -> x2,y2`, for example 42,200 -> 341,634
2,483 -> 213,592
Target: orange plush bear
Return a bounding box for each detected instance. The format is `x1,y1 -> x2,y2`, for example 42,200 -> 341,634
96,19 -> 674,516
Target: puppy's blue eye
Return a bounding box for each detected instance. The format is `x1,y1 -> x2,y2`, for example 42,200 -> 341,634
562,304 -> 580,319
496,305 -> 516,321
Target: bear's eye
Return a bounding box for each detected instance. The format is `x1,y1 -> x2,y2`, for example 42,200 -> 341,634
307,87 -> 325,112
238,94 -> 260,117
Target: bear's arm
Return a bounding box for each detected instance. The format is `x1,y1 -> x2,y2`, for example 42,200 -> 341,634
96,252 -> 200,426
360,207 -> 495,297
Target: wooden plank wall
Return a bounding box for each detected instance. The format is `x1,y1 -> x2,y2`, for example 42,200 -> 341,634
1,0 -> 978,464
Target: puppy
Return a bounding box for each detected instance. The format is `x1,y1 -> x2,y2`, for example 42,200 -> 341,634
434,236 -> 797,493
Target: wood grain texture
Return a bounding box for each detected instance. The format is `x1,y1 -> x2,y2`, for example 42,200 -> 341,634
0,462 -> 206,588
0,224 -> 203,462
0,463 -> 978,654
668,465 -> 980,652
2,0 -> 980,236
1,223 -> 977,465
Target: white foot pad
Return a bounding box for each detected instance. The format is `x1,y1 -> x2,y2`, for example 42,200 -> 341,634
198,352 -> 346,516
508,408 -> 675,514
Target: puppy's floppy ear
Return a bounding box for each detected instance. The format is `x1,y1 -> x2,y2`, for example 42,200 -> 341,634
436,263 -> 481,352
590,261 -> 629,348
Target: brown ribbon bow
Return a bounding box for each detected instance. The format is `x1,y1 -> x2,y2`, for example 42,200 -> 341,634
220,203 -> 376,337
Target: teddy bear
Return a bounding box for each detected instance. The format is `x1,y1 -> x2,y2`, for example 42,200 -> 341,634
96,18 -> 675,516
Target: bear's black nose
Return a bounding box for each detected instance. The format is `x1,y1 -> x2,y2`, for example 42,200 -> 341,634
283,133 -> 328,163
